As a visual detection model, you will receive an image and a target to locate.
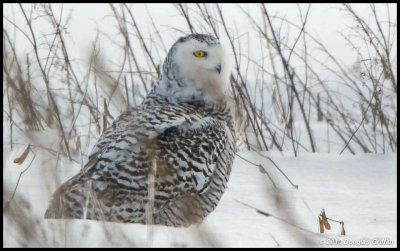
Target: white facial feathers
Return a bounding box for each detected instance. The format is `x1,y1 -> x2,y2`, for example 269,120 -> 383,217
155,34 -> 232,104
173,38 -> 231,91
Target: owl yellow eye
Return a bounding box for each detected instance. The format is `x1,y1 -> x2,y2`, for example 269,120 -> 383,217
193,50 -> 207,58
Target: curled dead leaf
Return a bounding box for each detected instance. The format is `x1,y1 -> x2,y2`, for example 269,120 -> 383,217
13,144 -> 30,165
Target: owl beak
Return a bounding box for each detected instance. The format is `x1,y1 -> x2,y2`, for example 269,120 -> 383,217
215,64 -> 222,74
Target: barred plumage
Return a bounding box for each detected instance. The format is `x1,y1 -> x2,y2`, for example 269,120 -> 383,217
45,34 -> 236,227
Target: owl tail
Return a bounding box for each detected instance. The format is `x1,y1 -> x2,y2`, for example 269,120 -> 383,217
44,174 -> 88,219
44,182 -> 72,219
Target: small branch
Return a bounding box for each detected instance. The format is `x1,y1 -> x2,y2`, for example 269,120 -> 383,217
339,91 -> 375,154
236,153 -> 277,189
236,153 -> 298,189
235,199 -> 318,235
4,149 -> 36,212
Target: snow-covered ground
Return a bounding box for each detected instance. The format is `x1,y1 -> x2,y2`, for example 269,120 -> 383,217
3,146 -> 396,247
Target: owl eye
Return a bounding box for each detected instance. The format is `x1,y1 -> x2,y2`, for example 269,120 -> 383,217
193,50 -> 207,58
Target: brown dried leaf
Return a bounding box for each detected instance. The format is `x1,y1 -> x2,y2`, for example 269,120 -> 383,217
318,216 -> 324,233
340,222 -> 346,236
103,98 -> 108,113
13,144 -> 30,165
3,205 -> 8,214
321,209 -> 331,230
75,136 -> 81,151
258,165 -> 266,174
102,114 -> 107,134
256,209 -> 271,217
103,98 -> 113,119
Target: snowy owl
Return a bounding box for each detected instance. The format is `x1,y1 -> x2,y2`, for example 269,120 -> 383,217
45,34 -> 236,227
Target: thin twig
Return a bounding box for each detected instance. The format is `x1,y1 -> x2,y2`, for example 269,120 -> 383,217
4,149 -> 36,212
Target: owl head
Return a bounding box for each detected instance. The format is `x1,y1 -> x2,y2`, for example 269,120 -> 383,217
156,34 -> 232,104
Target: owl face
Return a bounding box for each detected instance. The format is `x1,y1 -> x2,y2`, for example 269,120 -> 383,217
164,34 -> 232,97
175,38 -> 223,74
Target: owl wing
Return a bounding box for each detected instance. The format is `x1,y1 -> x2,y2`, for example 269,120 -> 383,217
84,105 -> 228,195
45,103 -> 229,220
155,115 -> 228,195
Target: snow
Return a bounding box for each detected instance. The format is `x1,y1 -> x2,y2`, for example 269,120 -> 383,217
3,146 -> 397,247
